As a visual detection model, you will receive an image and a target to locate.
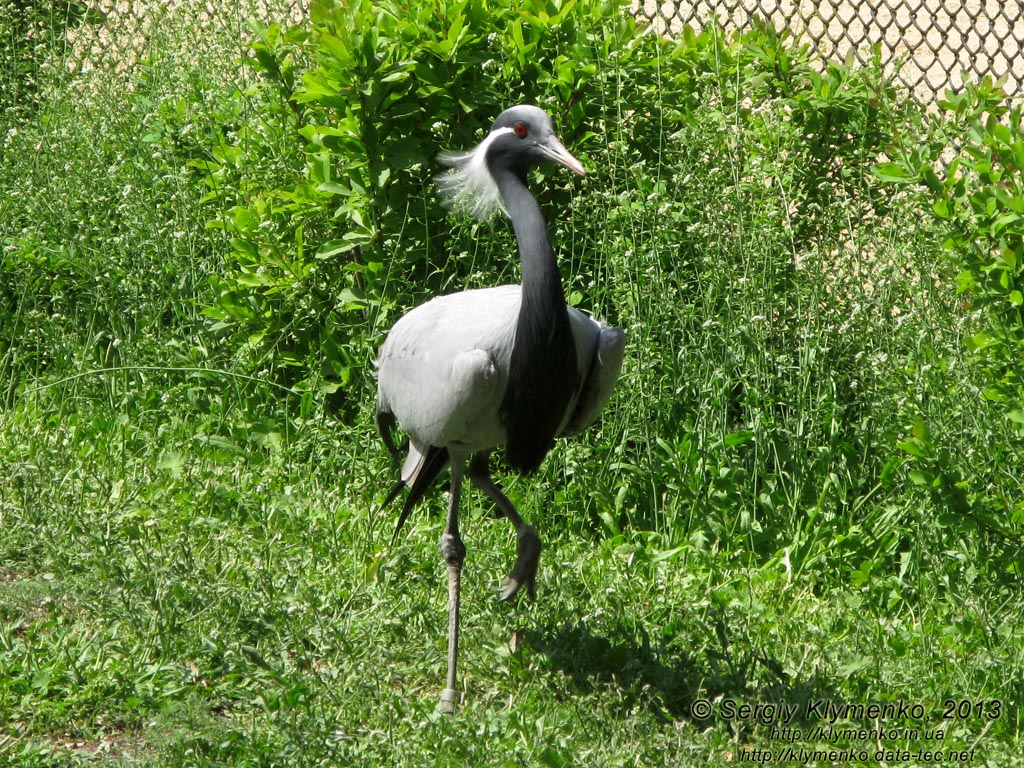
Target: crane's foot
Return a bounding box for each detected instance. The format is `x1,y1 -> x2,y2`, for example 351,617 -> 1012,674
499,524 -> 541,602
438,686 -> 460,715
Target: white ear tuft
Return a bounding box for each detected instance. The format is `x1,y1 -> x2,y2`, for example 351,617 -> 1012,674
435,127 -> 513,221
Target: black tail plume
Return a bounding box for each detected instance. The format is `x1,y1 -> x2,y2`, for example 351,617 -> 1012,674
375,409 -> 404,461
384,445 -> 449,544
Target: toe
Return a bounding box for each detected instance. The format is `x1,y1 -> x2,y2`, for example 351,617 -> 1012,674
498,576 -> 520,602
498,526 -> 541,602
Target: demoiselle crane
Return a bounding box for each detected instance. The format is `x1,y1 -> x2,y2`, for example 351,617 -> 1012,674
375,105 -> 625,713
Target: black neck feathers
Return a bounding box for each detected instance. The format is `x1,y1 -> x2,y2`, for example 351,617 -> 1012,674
495,168 -> 578,474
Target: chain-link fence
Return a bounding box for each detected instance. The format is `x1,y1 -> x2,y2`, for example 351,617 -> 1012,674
1,0 -> 303,114
2,0 -> 1022,112
61,0 -> 304,74
634,0 -> 1024,103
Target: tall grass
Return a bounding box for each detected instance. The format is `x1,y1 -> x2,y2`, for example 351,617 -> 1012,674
1,1 -> 1022,765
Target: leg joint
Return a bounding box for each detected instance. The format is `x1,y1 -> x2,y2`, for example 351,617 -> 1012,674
440,532 -> 466,567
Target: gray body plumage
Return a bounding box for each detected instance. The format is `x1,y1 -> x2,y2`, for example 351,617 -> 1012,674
377,283 -> 625,481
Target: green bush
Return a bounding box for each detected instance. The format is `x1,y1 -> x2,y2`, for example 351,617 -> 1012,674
877,78 -> 1024,534
879,79 -> 1024,426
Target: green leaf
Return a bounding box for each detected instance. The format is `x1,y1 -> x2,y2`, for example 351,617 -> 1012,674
317,181 -> 350,196
871,162 -> 914,183
896,439 -> 926,458
315,239 -> 358,259
908,470 -> 931,486
723,430 -> 754,447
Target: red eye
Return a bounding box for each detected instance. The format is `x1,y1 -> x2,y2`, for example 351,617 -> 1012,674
513,122 -> 528,138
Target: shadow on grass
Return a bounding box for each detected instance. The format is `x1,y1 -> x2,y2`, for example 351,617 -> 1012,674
525,620 -> 841,731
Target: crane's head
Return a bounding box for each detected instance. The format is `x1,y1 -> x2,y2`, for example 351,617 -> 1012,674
437,104 -> 584,220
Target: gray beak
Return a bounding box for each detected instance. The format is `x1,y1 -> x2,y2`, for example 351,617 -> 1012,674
540,136 -> 586,177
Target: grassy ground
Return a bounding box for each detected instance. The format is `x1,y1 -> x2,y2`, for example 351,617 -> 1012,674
2,3 -> 1023,767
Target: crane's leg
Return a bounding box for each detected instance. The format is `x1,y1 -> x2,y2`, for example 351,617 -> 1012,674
438,462 -> 466,714
468,452 -> 541,602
